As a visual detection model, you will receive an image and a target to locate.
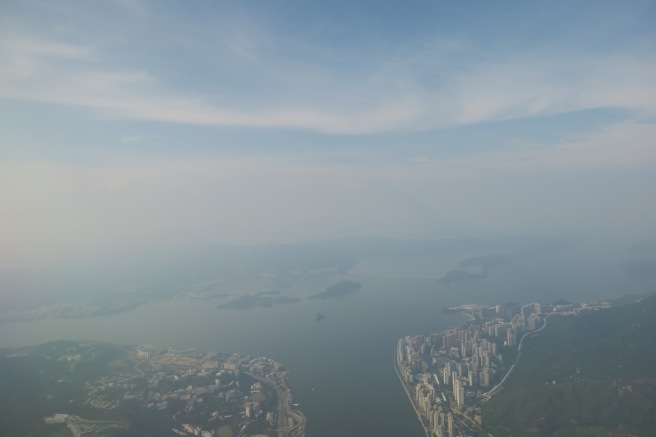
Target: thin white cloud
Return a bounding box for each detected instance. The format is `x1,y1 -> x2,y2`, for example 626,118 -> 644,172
0,35 -> 95,80
404,120 -> 656,174
1,38 -> 93,59
441,55 -> 656,126
119,134 -> 158,144
1,32 -> 655,134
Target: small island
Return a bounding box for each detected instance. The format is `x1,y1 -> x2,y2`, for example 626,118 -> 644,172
438,269 -> 487,284
218,292 -> 300,309
309,280 -> 362,300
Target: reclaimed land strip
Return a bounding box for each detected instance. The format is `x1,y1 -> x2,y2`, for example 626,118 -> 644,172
394,346 -> 431,437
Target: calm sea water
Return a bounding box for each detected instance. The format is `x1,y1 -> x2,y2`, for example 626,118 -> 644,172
0,246 -> 646,436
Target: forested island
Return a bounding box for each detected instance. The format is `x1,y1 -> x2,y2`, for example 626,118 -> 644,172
309,280 -> 362,300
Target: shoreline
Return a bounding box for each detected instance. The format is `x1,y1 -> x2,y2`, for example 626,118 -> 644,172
394,340 -> 431,437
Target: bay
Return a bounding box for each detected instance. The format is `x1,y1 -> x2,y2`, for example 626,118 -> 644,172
0,243 -> 648,436
0,274 -> 464,437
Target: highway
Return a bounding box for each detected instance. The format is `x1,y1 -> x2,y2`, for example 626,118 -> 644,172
247,372 -> 306,437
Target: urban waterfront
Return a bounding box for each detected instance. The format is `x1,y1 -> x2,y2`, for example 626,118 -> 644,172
0,275 -> 461,437
395,300 -> 610,436
0,247 -> 642,437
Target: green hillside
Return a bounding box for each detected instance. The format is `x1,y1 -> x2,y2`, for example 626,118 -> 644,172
482,294 -> 656,436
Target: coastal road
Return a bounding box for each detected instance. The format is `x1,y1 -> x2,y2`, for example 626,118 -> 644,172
394,346 -> 431,437
247,372 -> 305,437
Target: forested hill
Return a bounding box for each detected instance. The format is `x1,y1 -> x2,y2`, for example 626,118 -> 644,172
482,294 -> 656,436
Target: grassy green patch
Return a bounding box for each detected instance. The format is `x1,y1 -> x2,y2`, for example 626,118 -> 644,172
251,391 -> 266,403
216,425 -> 233,437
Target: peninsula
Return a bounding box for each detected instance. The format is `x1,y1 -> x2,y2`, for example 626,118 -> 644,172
0,341 -> 306,437
483,293 -> 656,436
395,299 -> 613,436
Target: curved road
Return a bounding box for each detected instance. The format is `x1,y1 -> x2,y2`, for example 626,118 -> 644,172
246,372 -> 306,437
482,314 -> 552,401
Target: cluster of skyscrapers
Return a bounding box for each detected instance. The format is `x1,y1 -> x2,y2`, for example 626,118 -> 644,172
396,302 -> 545,436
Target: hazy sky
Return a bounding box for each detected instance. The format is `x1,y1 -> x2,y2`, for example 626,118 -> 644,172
1,0 -> 655,267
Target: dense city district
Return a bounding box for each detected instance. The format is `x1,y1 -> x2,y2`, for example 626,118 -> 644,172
395,300 -> 610,437
0,341 -> 305,437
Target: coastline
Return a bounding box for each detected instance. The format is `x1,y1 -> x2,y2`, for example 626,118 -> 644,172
247,372 -> 306,437
394,302 -> 590,436
394,340 -> 430,437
